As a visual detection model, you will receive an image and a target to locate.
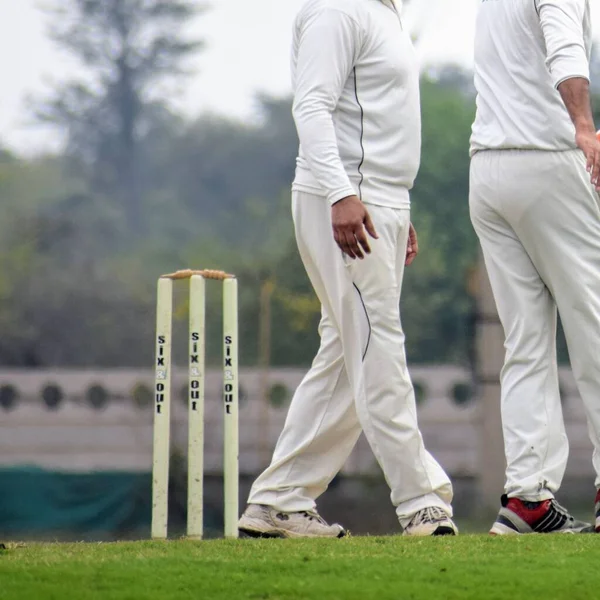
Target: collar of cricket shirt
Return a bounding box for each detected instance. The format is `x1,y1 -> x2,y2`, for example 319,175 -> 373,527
379,0 -> 402,27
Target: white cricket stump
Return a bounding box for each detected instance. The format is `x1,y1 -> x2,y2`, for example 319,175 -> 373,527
223,278 -> 239,539
187,275 -> 206,539
152,277 -> 173,540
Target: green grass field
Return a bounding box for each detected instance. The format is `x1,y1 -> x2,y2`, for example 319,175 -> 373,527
1,535 -> 598,600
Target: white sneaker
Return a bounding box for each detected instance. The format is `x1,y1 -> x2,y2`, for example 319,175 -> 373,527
238,504 -> 346,538
402,506 -> 458,536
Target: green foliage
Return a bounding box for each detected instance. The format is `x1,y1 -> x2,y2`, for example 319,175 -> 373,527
1,68 -> 488,368
36,0 -> 205,234
404,78 -> 477,364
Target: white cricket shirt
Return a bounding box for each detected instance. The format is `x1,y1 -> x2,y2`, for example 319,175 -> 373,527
471,0 -> 592,155
291,0 -> 420,208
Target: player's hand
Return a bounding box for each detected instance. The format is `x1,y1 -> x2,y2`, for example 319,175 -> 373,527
331,195 -> 378,259
576,129 -> 600,191
405,222 -> 418,266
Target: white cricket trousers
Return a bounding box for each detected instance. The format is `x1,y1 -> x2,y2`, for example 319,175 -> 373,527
248,191 -> 453,523
470,149 -> 600,500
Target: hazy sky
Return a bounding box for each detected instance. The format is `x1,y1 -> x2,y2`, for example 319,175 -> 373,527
0,0 -> 598,153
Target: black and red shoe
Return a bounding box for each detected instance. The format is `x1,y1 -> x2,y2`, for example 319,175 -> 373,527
490,495 -> 591,535
595,489 -> 600,533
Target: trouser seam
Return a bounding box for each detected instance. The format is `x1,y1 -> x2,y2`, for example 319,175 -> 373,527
537,297 -> 554,498
352,283 -> 372,360
352,281 -> 436,505
350,283 -> 384,472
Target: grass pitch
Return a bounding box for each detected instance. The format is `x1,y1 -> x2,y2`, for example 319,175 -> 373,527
0,535 -> 598,600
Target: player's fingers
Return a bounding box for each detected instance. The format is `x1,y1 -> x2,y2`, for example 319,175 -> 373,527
410,229 -> 419,256
593,150 -> 600,188
405,252 -> 416,267
591,154 -> 599,187
345,230 -> 363,259
339,240 -> 353,259
335,229 -> 355,259
590,149 -> 597,178
587,151 -> 594,174
337,229 -> 356,259
364,211 -> 379,239
355,226 -> 371,256
333,229 -> 344,253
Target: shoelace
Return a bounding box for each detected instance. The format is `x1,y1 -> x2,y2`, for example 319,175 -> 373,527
274,509 -> 328,525
301,510 -> 327,525
409,506 -> 448,526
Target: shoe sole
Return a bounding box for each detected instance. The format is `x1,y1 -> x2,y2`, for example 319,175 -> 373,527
239,528 -> 286,539
239,527 -> 346,539
402,524 -> 458,537
432,526 -> 457,536
489,521 -> 521,535
490,522 -> 593,535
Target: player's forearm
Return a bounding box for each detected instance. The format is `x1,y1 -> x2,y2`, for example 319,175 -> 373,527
558,77 -> 596,135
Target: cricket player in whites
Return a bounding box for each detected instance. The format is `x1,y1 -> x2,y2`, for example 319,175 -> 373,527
471,0 -> 600,534
238,0 -> 457,538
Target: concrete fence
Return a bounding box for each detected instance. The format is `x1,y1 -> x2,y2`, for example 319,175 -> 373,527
0,367 -> 594,482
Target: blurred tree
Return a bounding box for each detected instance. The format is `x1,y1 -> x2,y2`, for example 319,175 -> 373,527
166,96 -> 298,239
1,71 -> 489,368
35,0 -> 205,235
0,212 -> 152,366
0,148 -> 15,165
425,65 -> 476,97
404,76 -> 477,364
0,154 -> 151,366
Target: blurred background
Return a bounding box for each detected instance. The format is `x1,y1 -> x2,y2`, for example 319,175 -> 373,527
0,0 -> 598,540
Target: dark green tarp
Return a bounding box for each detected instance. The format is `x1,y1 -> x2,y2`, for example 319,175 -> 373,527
0,467 -> 152,541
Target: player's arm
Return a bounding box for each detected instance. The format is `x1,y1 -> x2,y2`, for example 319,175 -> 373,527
538,0 -> 600,188
293,8 -> 377,259
558,78 -> 600,187
293,8 -> 360,204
